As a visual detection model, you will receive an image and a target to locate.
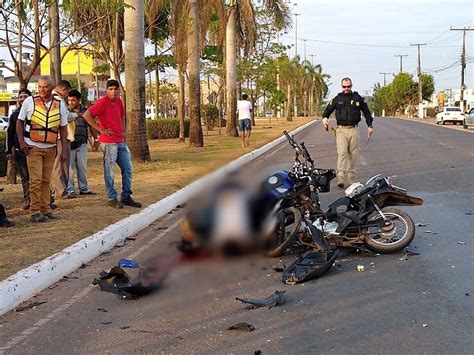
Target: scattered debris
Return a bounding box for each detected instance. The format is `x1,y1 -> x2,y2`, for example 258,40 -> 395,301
457,241 -> 467,245
357,265 -> 365,272
272,265 -> 285,272
61,275 -> 79,280
100,322 -> 112,325
260,267 -> 268,271
114,239 -> 128,248
120,326 -> 130,330
370,262 -> 375,268
422,324 -> 428,328
14,300 -> 47,312
97,308 -> 108,312
424,230 -> 433,234
405,247 -> 420,255
236,290 -> 286,309
100,251 -> 112,257
254,351 -> 262,355
48,284 -> 59,290
282,250 -> 340,284
125,237 -> 136,241
118,258 -> 139,269
176,204 -> 186,208
227,322 -> 255,332
79,263 -> 89,269
465,293 -> 470,296
465,212 -> 473,216
155,227 -> 168,231
416,223 -> 428,227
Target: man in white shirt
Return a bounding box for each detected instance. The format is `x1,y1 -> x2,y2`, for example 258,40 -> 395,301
17,77 -> 69,222
237,94 -> 253,147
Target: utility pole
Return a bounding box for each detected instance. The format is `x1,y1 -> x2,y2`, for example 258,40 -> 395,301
294,13 -> 300,60
450,27 -> 473,112
303,39 -> 307,62
379,72 -> 391,86
310,54 -> 315,66
394,54 -> 408,73
411,43 -> 426,119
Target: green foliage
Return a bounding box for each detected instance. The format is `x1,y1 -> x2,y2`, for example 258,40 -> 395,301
0,132 -> 6,177
146,119 -> 190,140
372,72 -> 436,115
68,78 -> 89,104
201,104 -> 219,130
145,54 -> 176,73
421,74 -> 435,101
93,63 -> 110,74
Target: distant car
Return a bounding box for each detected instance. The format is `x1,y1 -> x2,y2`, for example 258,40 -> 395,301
464,108 -> 474,129
436,107 -> 465,125
0,116 -> 9,131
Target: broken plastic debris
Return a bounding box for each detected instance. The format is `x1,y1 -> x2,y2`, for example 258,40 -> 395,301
227,322 -> 255,332
405,247 -> 420,255
97,308 -> 108,312
415,223 -> 428,227
272,265 -> 285,272
236,290 -> 286,309
114,239 -> 128,248
14,300 -> 47,312
422,324 -> 428,328
357,265 -> 365,272
457,241 -> 467,245
118,258 -> 139,268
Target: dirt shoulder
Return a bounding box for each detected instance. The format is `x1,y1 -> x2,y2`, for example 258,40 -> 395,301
0,118 -> 313,280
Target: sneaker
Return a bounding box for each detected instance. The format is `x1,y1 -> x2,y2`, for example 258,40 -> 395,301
80,191 -> 97,195
65,193 -> 76,199
0,219 -> 15,227
43,212 -> 60,220
31,213 -> 47,223
108,199 -> 124,209
121,197 -> 142,208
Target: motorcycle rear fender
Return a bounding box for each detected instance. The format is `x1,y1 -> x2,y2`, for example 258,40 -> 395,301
375,192 -> 424,208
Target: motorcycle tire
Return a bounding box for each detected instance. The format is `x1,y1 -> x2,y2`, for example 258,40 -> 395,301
267,207 -> 302,257
365,207 -> 416,253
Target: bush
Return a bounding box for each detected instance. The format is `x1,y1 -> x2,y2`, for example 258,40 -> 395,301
201,104 -> 219,130
146,119 -> 190,140
0,131 -> 6,177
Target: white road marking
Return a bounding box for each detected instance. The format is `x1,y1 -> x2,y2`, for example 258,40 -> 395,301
0,217 -> 182,354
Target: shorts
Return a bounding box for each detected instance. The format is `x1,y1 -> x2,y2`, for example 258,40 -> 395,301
238,119 -> 251,132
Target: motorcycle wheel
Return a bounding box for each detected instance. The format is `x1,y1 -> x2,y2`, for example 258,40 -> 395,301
266,207 -> 302,257
364,207 -> 415,253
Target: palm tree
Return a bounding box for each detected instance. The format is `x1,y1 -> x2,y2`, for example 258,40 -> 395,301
225,0 -> 291,136
124,0 -> 150,161
187,0 -> 204,146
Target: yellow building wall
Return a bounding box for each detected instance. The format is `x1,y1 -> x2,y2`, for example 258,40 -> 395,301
40,48 -> 94,75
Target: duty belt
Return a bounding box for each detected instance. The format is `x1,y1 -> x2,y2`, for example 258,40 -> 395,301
336,125 -> 356,128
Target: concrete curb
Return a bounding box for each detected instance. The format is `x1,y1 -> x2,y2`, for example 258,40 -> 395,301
0,119 -> 317,315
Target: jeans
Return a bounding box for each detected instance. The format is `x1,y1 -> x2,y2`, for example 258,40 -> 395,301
14,149 -> 30,205
102,143 -> 133,201
67,143 -> 89,194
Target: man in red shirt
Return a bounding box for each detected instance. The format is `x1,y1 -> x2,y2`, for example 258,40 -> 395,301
83,80 -> 141,209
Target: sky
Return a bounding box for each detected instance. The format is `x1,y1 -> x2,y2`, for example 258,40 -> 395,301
278,0 -> 474,97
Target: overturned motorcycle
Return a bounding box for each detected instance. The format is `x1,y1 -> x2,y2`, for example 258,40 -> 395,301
266,132 -> 424,257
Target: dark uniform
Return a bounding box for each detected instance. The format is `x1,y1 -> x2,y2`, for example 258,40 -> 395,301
323,91 -> 373,186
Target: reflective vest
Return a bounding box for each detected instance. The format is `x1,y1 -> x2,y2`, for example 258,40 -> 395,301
25,95 -> 61,144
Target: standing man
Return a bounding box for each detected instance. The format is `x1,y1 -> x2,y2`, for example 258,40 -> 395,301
322,77 -> 374,188
50,80 -> 73,203
66,89 -> 97,198
237,93 -> 253,147
83,80 -> 141,209
17,77 -> 69,222
6,88 -> 32,209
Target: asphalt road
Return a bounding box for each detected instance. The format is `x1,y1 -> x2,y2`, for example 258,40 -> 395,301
1,117 -> 473,354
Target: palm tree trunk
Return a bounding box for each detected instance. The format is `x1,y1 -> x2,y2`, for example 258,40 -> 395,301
178,63 -> 186,142
225,4 -> 238,137
49,0 -> 61,85
286,83 -> 293,122
187,0 -> 203,146
124,0 -> 150,161
154,42 -> 160,120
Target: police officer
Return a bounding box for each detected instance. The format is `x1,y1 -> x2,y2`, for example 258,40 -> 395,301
322,77 -> 374,188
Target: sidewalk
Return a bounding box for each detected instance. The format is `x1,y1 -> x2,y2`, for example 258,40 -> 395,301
388,115 -> 473,133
